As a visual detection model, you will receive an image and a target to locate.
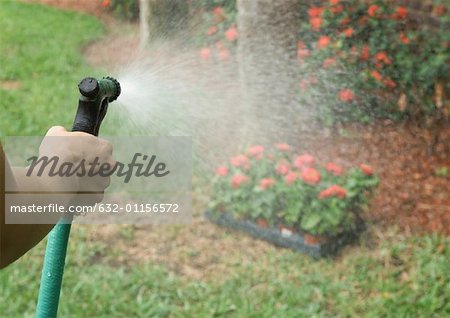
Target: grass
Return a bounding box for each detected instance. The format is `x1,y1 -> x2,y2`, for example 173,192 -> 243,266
0,2 -> 449,318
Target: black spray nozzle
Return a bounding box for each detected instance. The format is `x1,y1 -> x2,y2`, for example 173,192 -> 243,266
73,76 -> 121,136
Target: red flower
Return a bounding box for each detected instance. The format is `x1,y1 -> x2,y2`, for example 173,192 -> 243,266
374,51 -> 391,65
230,155 -> 250,169
259,178 -> 275,190
330,4 -> 344,14
383,78 -> 396,89
200,48 -> 211,60
207,26 -> 218,36
213,7 -> 223,16
341,17 -> 350,26
343,27 -> 354,37
308,6 -> 325,18
317,36 -> 330,49
370,70 -> 383,81
101,0 -> 110,8
231,174 -> 249,189
361,44 -> 370,61
276,160 -> 291,175
215,166 -> 228,177
392,6 -> 408,20
218,49 -> 230,61
225,26 -> 238,41
322,57 -> 336,68
368,4 -> 380,17
294,154 -> 315,170
399,32 -> 410,44
309,17 -> 323,30
318,184 -> 347,199
275,143 -> 292,152
360,164 -> 374,176
300,168 -> 321,185
338,89 -> 355,102
284,171 -> 298,185
330,0 -> 340,4
247,145 -> 264,159
325,162 -> 343,176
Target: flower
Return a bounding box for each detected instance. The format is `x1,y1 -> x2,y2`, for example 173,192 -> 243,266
360,164 -> 374,176
309,17 -> 323,30
207,26 -> 218,36
374,51 -> 391,65
215,166 -> 228,176
225,26 -> 238,41
276,160 -> 291,175
317,36 -> 330,49
294,154 -> 315,169
330,0 -> 340,4
368,5 -> 380,17
322,57 -> 336,68
200,48 -> 211,60
230,155 -> 250,169
399,32 -> 410,44
218,49 -> 230,61
231,174 -> 249,189
299,79 -> 308,91
213,7 -> 223,16
343,27 -> 353,37
308,6 -> 325,18
247,145 -> 265,159
341,17 -> 350,26
259,178 -> 276,190
338,89 -> 355,102
330,4 -> 344,14
275,143 -> 292,152
360,44 -> 370,61
383,78 -> 396,89
297,43 -> 310,62
300,168 -> 321,185
101,0 -> 110,8
318,184 -> 347,199
392,6 -> 408,20
285,171 -> 298,185
370,70 -> 383,81
325,162 -> 343,176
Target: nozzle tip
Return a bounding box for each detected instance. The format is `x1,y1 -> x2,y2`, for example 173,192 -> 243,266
78,77 -> 99,98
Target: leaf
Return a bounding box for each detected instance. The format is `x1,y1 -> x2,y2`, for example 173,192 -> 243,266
301,213 -> 321,231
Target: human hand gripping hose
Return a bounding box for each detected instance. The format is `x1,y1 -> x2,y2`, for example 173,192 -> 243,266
36,76 -> 121,318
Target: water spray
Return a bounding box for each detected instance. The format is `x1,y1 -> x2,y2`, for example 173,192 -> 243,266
36,76 -> 121,318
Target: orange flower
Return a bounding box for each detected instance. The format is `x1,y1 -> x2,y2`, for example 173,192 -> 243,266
247,145 -> 265,159
284,171 -> 298,185
275,143 -> 292,152
294,154 -> 315,170
215,166 -> 228,176
330,4 -> 344,14
300,168 -> 321,185
360,164 -> 374,176
213,6 -> 223,16
200,48 -> 211,60
259,178 -> 276,191
338,89 -> 355,102
374,51 -> 391,65
343,27 -> 353,37
318,185 -> 347,199
399,32 -> 410,44
330,0 -> 340,4
207,26 -> 218,36
276,160 -> 291,175
309,17 -> 323,30
325,162 -> 343,176
368,4 -> 380,17
231,174 -> 249,189
322,57 -> 336,68
317,36 -> 330,49
361,44 -> 370,61
101,0 -> 110,8
308,6 -> 325,18
370,70 -> 383,81
230,155 -> 250,169
391,6 -> 408,20
225,26 -> 238,41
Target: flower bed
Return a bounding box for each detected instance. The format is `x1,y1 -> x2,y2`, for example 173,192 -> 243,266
207,144 -> 378,256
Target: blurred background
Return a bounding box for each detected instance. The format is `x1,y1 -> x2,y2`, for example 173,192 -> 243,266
0,0 -> 449,317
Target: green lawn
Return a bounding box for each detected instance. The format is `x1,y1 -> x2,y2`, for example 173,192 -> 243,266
0,2 -> 449,318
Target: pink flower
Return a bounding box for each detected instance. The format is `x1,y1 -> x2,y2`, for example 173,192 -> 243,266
360,164 -> 374,176
309,18 -> 322,30
294,154 -> 315,170
231,174 -> 249,189
259,178 -> 276,190
338,89 -> 355,102
300,168 -> 321,185
212,7 -> 223,16
207,26 -> 218,36
325,162 -> 343,176
318,184 -> 347,199
275,143 -> 292,152
317,36 -> 331,49
230,155 -> 250,170
215,166 -> 228,177
276,160 -> 291,175
200,48 -> 211,60
225,26 -> 238,41
368,5 -> 380,17
285,171 -> 298,185
247,145 -> 265,159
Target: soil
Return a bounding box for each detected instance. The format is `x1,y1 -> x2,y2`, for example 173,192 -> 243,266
27,0 -> 450,280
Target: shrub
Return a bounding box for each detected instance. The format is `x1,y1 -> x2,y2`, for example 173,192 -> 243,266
209,144 -> 379,236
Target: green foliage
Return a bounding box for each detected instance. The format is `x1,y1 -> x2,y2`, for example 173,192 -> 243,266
101,0 -> 139,21
209,144 -> 378,236
0,1 -> 104,138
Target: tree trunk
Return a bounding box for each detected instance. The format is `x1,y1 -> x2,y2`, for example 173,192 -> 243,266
237,0 -> 300,144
